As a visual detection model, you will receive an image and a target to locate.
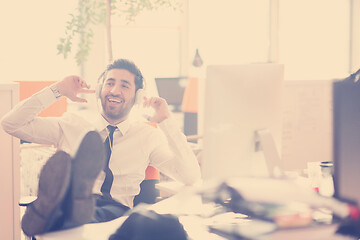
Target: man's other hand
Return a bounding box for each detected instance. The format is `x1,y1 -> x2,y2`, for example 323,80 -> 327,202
143,96 -> 171,123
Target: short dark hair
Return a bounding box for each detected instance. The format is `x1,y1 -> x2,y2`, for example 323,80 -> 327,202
98,59 -> 144,91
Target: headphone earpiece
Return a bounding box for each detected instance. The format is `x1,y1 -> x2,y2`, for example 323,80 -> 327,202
96,82 -> 102,99
134,88 -> 146,106
96,71 -> 106,100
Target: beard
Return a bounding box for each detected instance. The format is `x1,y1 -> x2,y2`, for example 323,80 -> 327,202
100,94 -> 135,122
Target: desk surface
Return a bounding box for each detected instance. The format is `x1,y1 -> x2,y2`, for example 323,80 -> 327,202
36,200 -> 353,240
35,180 -> 357,240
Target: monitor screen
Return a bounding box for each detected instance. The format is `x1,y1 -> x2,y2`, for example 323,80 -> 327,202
333,79 -> 360,206
155,77 -> 187,112
201,64 -> 284,181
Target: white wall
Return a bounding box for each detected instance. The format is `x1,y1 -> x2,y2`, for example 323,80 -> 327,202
0,1 -> 79,83
0,1 -> 357,84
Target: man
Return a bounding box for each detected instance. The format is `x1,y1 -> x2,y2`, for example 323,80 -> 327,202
1,59 -> 201,236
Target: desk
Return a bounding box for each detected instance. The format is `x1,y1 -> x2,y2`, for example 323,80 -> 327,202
36,188 -> 224,240
35,179 -> 358,240
36,194 -> 353,240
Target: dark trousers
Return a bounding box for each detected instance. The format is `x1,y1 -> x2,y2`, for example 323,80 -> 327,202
50,194 -> 130,232
48,178 -> 160,232
91,195 -> 130,223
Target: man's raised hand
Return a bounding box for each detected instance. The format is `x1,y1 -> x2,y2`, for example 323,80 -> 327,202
55,76 -> 95,103
143,96 -> 171,123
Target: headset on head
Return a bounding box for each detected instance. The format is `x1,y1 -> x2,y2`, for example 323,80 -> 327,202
96,69 -> 146,106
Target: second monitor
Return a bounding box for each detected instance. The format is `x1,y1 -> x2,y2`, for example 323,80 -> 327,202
202,64 -> 284,180
155,77 -> 187,112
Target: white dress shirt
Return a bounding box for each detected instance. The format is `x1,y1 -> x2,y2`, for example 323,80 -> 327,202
1,86 -> 201,207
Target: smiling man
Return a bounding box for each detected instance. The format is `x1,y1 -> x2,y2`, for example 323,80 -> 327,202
1,59 -> 201,236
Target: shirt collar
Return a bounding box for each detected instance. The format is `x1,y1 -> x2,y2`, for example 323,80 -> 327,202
94,114 -> 131,136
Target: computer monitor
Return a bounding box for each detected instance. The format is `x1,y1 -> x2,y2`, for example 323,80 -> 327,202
333,79 -> 360,206
155,77 -> 187,112
201,64 -> 284,181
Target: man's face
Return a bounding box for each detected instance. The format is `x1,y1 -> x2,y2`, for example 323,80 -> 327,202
100,68 -> 136,123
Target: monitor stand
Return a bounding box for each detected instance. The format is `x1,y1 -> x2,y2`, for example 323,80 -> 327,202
255,129 -> 283,178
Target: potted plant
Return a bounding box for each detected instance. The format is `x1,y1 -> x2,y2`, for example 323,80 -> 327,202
57,0 -> 182,66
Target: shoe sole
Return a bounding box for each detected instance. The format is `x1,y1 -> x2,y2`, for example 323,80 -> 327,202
21,151 -> 71,236
70,131 -> 105,224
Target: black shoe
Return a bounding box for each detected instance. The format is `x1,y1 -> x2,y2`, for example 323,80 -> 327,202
69,131 -> 106,225
21,151 -> 72,236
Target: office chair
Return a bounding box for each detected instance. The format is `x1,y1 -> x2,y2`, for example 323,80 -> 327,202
133,166 -> 160,206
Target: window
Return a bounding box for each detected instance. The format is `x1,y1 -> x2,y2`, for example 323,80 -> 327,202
188,0 -> 271,66
111,8 -> 183,78
278,0 -> 350,80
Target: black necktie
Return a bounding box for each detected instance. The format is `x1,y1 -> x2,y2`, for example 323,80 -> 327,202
101,125 -> 117,198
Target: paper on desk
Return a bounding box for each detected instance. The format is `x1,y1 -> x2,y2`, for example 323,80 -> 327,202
150,187 -> 203,216
264,223 -> 342,240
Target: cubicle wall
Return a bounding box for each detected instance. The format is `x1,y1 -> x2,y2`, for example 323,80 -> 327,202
0,83 -> 20,240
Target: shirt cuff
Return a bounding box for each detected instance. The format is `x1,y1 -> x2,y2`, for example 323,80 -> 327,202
35,86 -> 58,107
49,84 -> 62,99
158,116 -> 180,134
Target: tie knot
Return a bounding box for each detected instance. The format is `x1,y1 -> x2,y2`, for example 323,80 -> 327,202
107,125 -> 117,136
